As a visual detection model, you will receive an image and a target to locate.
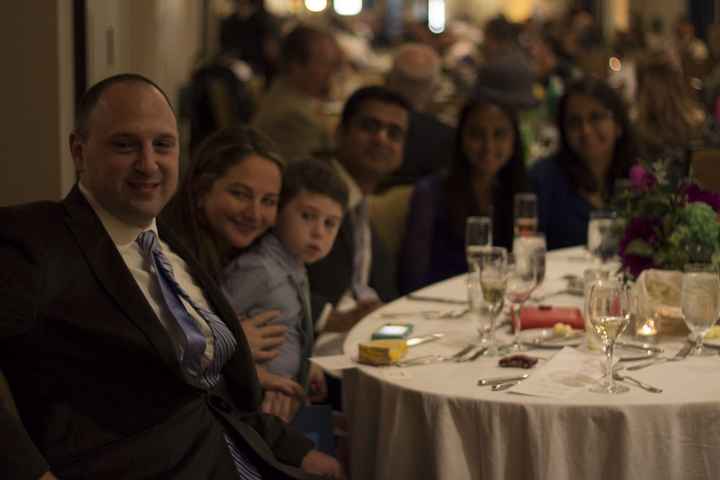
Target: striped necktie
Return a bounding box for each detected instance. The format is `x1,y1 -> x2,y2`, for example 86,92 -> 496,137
136,231 -> 207,377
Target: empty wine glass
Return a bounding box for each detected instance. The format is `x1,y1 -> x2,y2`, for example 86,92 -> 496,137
475,246 -> 508,356
513,233 -> 546,291
466,216 -> 493,272
505,253 -> 537,351
587,278 -> 631,394
681,264 -> 720,356
586,210 -> 617,263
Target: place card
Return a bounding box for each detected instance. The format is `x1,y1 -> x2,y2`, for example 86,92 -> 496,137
507,347 -> 604,399
310,354 -> 357,372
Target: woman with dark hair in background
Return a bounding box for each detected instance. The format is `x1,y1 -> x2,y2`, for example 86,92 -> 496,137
530,77 -> 637,250
398,98 -> 528,294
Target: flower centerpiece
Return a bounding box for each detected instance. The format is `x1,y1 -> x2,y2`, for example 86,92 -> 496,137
617,159 -> 720,279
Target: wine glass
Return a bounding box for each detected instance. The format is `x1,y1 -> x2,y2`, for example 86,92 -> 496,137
586,210 -> 615,263
681,264 -> 720,356
465,216 -> 493,273
513,233 -> 546,291
505,253 -> 537,351
475,246 -> 508,356
514,193 -> 538,237
586,278 -> 631,394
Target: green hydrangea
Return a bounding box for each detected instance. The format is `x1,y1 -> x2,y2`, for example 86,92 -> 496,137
666,203 -> 720,265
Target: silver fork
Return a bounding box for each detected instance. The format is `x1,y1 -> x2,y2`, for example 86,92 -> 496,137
626,342 -> 692,371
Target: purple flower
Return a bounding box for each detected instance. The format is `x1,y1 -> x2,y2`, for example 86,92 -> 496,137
629,165 -> 656,192
619,217 -> 659,277
686,183 -> 720,212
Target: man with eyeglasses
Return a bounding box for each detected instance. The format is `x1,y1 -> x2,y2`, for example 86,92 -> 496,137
308,86 -> 410,345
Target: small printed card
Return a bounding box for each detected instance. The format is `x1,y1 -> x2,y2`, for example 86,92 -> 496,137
310,354 -> 357,372
507,347 -> 605,399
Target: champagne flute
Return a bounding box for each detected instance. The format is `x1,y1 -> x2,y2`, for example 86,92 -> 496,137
681,264 -> 720,356
467,271 -> 492,342
466,216 -> 493,273
514,193 -> 538,237
587,278 -> 631,394
476,246 -> 508,356
505,253 -> 537,351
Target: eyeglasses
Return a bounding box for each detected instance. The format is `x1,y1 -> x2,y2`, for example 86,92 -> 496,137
565,110 -> 614,131
353,115 -> 406,143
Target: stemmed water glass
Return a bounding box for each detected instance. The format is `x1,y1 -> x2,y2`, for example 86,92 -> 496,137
681,264 -> 720,356
587,278 -> 631,394
473,246 -> 508,356
505,253 -> 537,351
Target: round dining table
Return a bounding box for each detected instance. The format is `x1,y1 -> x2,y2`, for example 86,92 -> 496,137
340,247 -> 720,480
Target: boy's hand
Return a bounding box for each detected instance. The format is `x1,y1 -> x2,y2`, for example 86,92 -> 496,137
307,363 -> 328,403
239,310 -> 286,362
323,301 -> 383,333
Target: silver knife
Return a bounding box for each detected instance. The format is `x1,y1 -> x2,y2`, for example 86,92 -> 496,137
406,333 -> 445,347
615,341 -> 664,354
478,374 -> 529,386
406,293 -> 467,305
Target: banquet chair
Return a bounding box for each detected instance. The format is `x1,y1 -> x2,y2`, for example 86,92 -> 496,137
368,185 -> 414,266
690,148 -> 720,193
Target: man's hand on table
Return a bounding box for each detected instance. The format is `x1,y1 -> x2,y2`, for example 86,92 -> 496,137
301,450 -> 345,479
39,472 -> 58,480
239,310 -> 287,362
323,301 -> 383,333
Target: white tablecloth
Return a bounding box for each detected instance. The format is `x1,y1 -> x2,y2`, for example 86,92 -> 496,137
341,247 -> 720,480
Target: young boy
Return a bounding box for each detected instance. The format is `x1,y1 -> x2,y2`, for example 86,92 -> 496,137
223,158 -> 348,407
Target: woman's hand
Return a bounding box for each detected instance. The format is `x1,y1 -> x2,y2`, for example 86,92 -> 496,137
256,366 -> 305,398
261,390 -> 303,423
307,363 -> 328,403
257,367 -> 305,422
239,310 -> 286,362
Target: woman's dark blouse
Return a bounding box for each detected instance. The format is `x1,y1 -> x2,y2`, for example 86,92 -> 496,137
398,174 -> 514,294
529,154 -> 591,250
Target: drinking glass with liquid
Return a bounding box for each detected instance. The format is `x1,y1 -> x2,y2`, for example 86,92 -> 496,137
514,193 -> 538,237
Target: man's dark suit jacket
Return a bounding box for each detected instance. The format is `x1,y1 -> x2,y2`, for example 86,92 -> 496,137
0,187 -> 315,479
307,213 -> 399,309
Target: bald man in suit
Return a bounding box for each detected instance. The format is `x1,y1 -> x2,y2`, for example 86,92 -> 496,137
0,74 -> 342,480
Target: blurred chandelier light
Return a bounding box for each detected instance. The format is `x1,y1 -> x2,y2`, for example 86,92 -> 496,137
305,0 -> 327,12
334,0 -> 361,15
428,0 -> 445,33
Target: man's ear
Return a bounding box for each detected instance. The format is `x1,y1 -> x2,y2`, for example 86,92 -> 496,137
69,132 -> 85,177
